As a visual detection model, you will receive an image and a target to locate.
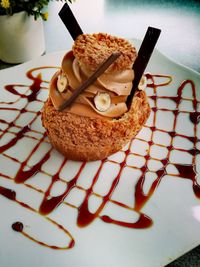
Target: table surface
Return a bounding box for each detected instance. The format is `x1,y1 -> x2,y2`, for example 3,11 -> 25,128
0,1 -> 200,266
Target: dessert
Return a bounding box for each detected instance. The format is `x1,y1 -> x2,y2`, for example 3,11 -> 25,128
42,33 -> 150,161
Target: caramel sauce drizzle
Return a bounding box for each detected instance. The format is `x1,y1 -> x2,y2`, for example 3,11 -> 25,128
0,68 -> 199,250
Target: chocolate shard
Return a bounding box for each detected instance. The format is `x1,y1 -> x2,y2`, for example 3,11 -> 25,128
126,27 -> 161,107
59,3 -> 83,41
58,52 -> 121,111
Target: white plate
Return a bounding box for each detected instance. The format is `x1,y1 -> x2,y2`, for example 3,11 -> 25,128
0,40 -> 200,267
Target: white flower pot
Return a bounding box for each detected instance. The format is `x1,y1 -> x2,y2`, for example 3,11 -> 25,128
0,11 -> 45,64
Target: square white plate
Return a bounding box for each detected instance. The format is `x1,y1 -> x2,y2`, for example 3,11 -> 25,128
0,40 -> 200,267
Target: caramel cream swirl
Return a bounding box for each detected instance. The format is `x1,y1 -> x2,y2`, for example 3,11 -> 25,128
50,51 -> 135,119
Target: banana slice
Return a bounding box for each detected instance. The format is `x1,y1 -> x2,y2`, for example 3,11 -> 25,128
94,92 -> 111,112
138,75 -> 147,91
57,73 -> 68,93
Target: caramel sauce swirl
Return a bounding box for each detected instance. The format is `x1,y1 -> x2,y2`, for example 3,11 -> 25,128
0,67 -> 199,250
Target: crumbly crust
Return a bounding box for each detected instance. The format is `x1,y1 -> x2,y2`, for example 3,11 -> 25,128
41,91 -> 150,161
72,33 -> 137,72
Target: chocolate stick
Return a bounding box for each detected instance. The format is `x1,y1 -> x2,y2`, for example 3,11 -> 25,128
58,52 -> 121,111
59,3 -> 83,41
126,27 -> 161,107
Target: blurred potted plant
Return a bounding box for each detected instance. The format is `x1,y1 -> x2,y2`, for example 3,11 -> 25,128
0,0 -> 72,64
